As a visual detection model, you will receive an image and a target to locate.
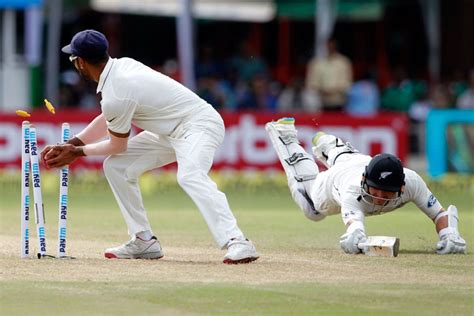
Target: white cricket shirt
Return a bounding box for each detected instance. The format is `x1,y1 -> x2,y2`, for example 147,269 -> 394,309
312,154 -> 443,225
97,57 -> 212,135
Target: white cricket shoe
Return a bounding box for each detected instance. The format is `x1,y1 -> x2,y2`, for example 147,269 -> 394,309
104,236 -> 164,259
311,131 -> 327,147
223,238 -> 259,264
265,117 -> 298,144
311,132 -> 358,167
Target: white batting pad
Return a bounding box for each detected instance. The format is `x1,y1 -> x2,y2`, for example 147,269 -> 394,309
265,120 -> 324,221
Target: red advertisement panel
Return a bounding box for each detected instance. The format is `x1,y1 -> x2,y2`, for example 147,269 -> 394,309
0,111 -> 408,171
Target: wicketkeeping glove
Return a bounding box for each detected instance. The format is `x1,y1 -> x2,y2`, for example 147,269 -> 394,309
340,221 -> 367,254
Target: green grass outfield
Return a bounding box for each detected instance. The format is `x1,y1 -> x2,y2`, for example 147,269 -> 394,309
1,171 -> 473,315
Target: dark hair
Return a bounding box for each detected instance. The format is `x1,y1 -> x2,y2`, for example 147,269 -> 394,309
82,53 -> 110,66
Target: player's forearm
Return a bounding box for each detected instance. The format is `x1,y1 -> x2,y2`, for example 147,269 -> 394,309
346,220 -> 365,233
433,205 -> 461,236
75,114 -> 109,144
435,211 -> 448,233
82,139 -> 127,156
67,136 -> 85,146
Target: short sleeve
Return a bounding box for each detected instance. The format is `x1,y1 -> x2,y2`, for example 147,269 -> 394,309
101,96 -> 136,134
405,170 -> 443,219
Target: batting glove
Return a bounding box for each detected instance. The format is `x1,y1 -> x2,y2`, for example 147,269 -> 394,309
340,221 -> 367,254
436,232 -> 466,255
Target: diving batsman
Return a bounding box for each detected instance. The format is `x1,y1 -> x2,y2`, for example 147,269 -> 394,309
266,117 -> 466,255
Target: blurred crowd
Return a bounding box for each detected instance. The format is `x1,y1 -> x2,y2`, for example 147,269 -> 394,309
60,37 -> 474,118
58,35 -> 473,158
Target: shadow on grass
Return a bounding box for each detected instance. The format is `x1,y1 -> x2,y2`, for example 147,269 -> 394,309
160,258 -> 262,266
161,259 -> 218,265
399,249 -> 436,254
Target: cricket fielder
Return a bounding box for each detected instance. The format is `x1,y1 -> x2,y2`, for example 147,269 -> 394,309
41,30 -> 259,264
266,117 -> 466,255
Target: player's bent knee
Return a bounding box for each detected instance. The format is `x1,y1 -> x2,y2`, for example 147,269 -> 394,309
103,155 -> 128,179
102,156 -> 116,175
176,169 -> 204,189
292,188 -> 325,222
303,209 -> 326,222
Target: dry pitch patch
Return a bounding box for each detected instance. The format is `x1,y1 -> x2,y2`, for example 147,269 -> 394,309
1,235 -> 472,287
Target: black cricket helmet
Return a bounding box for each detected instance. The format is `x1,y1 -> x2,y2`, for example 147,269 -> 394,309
363,153 -> 405,192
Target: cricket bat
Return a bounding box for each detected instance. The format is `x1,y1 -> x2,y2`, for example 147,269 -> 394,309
358,236 -> 400,257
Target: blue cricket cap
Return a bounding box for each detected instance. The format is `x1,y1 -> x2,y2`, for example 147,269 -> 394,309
61,29 -> 108,60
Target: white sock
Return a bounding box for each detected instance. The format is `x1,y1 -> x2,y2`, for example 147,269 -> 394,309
136,230 -> 153,241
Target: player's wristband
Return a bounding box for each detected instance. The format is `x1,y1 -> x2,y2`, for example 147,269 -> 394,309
438,227 -> 458,239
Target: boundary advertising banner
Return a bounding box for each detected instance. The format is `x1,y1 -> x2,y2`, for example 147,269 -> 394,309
426,109 -> 474,177
0,111 -> 408,171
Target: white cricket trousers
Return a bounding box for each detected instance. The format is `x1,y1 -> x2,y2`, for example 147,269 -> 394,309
102,108 -> 244,248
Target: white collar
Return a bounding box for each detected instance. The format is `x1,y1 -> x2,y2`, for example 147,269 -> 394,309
96,58 -> 114,94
